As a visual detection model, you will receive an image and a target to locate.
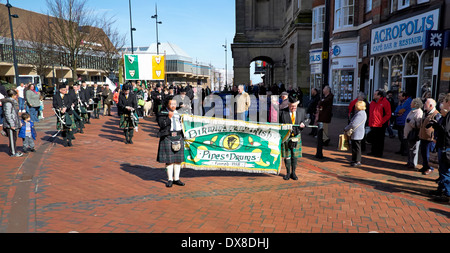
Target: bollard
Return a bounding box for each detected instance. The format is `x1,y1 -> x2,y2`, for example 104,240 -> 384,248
315,122 -> 324,159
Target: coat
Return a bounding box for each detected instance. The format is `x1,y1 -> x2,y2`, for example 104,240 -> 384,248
25,89 -> 41,107
318,93 -> 334,123
236,91 -> 251,113
369,97 -> 391,128
1,97 -> 20,129
279,107 -> 307,137
53,92 -> 75,115
403,108 -> 423,139
18,120 -> 36,140
419,109 -> 440,141
344,110 -> 367,140
394,97 -> 412,126
117,92 -> 137,116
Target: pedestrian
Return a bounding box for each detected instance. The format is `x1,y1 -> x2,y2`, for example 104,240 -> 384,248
80,81 -> 92,124
403,98 -> 423,169
157,96 -> 185,187
348,92 -> 370,151
151,84 -> 165,115
0,84 -> 6,131
418,98 -> 441,175
16,83 -> 26,113
317,85 -> 334,146
279,91 -> 289,110
344,101 -> 367,167
1,89 -> 23,157
91,82 -> 102,119
280,96 -> 307,180
368,89 -> 391,158
236,84 -> 251,121
427,93 -> 450,201
102,84 -> 113,116
25,84 -> 41,122
18,113 -> 36,153
385,90 -> 396,138
307,88 -> 320,136
175,87 -> 192,115
394,92 -> 412,156
118,84 -> 138,144
53,84 -> 77,147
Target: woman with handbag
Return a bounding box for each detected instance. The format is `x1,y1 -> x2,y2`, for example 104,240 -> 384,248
403,98 -> 423,169
157,96 -> 185,187
344,101 -> 367,167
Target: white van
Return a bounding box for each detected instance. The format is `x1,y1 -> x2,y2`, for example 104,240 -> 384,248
18,75 -> 42,91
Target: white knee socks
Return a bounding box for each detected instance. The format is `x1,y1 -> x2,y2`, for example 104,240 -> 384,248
174,164 -> 181,181
166,164 -> 174,181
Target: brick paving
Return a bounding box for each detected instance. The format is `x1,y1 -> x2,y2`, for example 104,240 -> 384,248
0,100 -> 449,234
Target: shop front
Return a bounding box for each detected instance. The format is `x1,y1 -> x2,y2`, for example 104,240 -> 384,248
370,8 -> 441,100
330,41 -> 358,105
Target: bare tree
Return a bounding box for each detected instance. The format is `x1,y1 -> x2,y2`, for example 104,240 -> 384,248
18,15 -> 55,82
95,15 -> 126,78
46,0 -> 101,82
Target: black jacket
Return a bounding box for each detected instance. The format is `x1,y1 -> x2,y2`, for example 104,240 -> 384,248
117,92 -> 137,116
53,92 -> 75,115
279,107 -> 307,136
156,108 -> 172,138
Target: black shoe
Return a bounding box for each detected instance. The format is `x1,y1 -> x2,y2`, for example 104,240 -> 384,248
30,148 -> 36,152
166,180 -> 173,187
290,173 -> 298,180
173,180 -> 185,186
283,174 -> 290,180
23,148 -> 28,153
351,162 -> 362,167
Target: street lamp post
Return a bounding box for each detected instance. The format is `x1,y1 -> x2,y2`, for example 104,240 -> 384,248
128,0 -> 136,54
6,0 -> 19,86
151,4 -> 162,55
222,39 -> 227,91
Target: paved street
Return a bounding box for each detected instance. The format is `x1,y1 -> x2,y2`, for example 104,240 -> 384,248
0,100 -> 449,235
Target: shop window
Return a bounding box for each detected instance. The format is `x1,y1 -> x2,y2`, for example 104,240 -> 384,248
379,57 -> 389,92
420,50 -> 433,98
405,52 -> 418,76
332,69 -> 354,104
390,55 -> 403,96
398,0 -> 410,10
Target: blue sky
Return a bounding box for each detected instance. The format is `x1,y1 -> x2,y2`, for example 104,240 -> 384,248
3,0 -> 235,70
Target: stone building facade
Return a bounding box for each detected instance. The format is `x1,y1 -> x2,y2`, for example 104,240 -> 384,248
231,0 -> 312,92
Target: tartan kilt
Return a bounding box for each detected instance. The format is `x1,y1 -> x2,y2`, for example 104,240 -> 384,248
157,135 -> 185,164
56,113 -> 77,131
119,112 -> 138,129
281,134 -> 302,158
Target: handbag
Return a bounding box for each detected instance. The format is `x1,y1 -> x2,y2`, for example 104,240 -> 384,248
345,117 -> 365,137
138,99 -> 145,106
338,134 -> 349,151
406,120 -> 419,142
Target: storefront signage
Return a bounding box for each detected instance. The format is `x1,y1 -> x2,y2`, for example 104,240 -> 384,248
371,9 -> 439,55
423,30 -> 444,50
309,50 -> 322,64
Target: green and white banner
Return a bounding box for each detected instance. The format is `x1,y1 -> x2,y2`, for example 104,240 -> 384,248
181,115 -> 293,174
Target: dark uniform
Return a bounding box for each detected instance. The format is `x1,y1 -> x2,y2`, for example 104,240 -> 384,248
279,96 -> 307,180
69,86 -> 84,134
151,87 -> 165,115
80,84 -> 92,123
53,88 -> 77,147
118,88 -> 138,144
91,84 -> 102,119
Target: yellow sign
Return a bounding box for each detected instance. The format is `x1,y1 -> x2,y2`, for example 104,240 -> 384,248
441,57 -> 450,81
152,55 -> 165,80
322,51 -> 328,60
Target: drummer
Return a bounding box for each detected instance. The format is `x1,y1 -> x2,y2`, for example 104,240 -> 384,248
91,82 -> 102,119
80,81 -> 92,124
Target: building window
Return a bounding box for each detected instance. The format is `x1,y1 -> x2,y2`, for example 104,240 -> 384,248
312,6 -> 325,42
366,0 -> 372,12
420,51 -> 433,97
335,0 -> 354,30
417,0 -> 429,4
390,55 -> 403,97
332,69 -> 354,104
398,0 -> 410,10
379,57 -> 389,92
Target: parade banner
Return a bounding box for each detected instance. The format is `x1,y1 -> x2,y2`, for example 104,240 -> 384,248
124,54 -> 165,80
181,115 -> 293,174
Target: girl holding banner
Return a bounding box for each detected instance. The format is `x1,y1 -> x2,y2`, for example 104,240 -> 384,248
157,96 -> 185,188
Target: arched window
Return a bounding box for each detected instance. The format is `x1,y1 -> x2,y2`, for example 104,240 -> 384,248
379,57 -> 389,91
390,55 -> 403,94
420,50 -> 433,97
405,52 -> 419,76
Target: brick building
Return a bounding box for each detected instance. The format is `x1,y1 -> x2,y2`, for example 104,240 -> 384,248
310,0 -> 449,117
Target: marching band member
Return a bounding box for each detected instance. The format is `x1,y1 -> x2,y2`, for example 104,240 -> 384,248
72,83 -> 86,134
80,81 -> 92,124
118,84 -> 138,144
157,96 -> 185,188
279,96 -> 307,180
53,84 -> 77,147
92,82 -> 102,119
